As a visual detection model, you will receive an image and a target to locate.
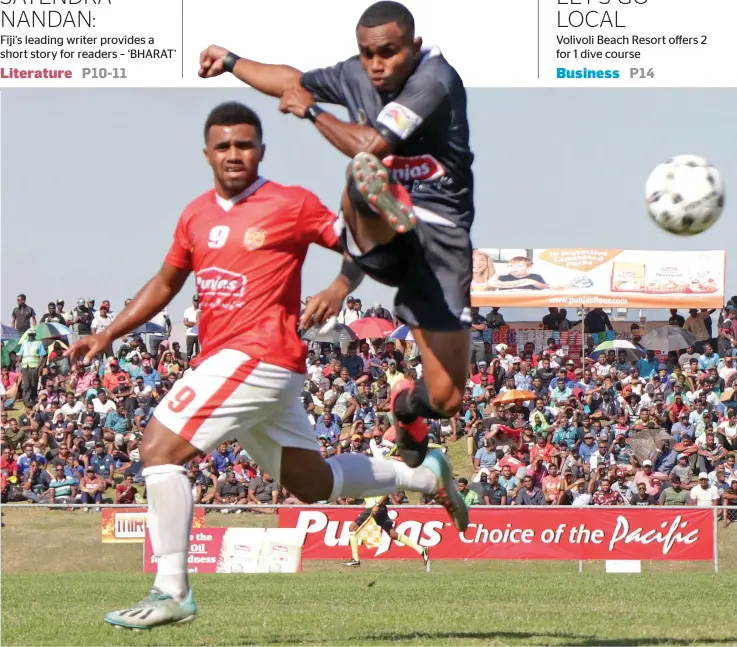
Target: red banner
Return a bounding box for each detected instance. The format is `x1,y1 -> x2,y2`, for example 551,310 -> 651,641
278,507 -> 715,561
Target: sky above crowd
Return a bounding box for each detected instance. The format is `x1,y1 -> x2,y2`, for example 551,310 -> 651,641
2,87 -> 735,325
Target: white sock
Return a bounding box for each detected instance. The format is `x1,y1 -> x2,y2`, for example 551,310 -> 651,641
142,464 -> 192,602
328,453 -> 436,501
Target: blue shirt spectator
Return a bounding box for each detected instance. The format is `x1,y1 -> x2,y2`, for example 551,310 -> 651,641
637,353 -> 659,379
315,414 -> 342,444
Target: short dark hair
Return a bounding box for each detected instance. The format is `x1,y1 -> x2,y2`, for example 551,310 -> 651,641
17,293 -> 26,300
357,1 -> 414,36
204,102 -> 263,142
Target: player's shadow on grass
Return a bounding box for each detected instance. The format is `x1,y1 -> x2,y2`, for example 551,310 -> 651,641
361,631 -> 737,645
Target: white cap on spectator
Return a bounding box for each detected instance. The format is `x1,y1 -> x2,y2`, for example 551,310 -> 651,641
332,378 -> 345,387
699,472 -> 709,480
642,460 -> 653,467
495,343 -> 508,353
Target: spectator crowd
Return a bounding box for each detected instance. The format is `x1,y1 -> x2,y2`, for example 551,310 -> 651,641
2,292 -> 737,527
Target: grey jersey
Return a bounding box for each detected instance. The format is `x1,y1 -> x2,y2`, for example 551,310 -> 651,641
301,47 -> 474,230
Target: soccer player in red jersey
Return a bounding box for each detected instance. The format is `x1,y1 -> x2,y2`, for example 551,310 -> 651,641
66,102 -> 466,631
199,1 -> 477,471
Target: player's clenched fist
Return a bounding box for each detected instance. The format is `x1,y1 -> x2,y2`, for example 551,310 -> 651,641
198,45 -> 229,78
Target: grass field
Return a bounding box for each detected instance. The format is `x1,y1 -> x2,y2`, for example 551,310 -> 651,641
2,505 -> 737,646
3,434 -> 737,645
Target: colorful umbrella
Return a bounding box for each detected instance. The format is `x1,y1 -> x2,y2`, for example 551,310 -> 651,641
132,322 -> 167,335
389,325 -> 414,342
19,322 -> 73,342
593,340 -> 642,354
640,326 -> 698,352
349,318 -> 395,339
1,325 -> 19,342
493,389 -> 537,405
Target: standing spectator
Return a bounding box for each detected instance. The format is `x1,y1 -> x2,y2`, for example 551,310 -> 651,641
147,309 -> 172,356
485,307 -> 506,331
55,299 -> 74,326
73,298 -> 94,338
10,294 -> 37,335
39,302 -> 65,325
583,308 -> 613,335
690,472 -> 720,507
684,309 -> 716,353
183,294 -> 200,360
91,303 -> 115,357
668,309 -> 686,327
338,297 -> 362,325
468,307 -> 487,374
17,328 -> 46,405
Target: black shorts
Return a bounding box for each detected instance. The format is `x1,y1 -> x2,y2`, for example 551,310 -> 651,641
355,509 -> 394,533
342,220 -> 472,332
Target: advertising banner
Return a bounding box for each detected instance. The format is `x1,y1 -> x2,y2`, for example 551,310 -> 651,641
143,527 -> 306,574
470,249 -> 726,309
278,507 -> 714,561
101,507 -> 205,543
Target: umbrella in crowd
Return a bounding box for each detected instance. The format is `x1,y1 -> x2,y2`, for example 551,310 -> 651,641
389,325 -> 414,342
349,318 -> 395,339
301,323 -> 358,345
590,339 -> 644,362
18,322 -> 73,343
1,325 -> 19,342
640,326 -> 698,352
493,389 -> 537,405
131,322 -> 167,335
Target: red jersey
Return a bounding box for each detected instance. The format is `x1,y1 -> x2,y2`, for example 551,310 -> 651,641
165,179 -> 338,373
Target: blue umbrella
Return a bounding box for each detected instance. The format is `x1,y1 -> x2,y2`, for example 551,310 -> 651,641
132,321 -> 167,335
1,325 -> 19,342
389,325 -> 414,341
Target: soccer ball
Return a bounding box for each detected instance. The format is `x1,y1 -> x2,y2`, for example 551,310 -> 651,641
645,155 -> 725,236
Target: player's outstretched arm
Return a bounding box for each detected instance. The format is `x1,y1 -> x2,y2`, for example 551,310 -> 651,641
299,254 -> 364,330
198,45 -> 302,98
65,263 -> 190,364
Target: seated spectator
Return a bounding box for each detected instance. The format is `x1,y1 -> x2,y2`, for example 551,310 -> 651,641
472,438 -> 498,481
690,472 -> 720,506
611,471 -> 637,503
248,471 -> 280,507
22,460 -> 51,504
48,464 -> 78,506
658,475 -> 689,505
79,466 -> 106,510
592,478 -> 623,506
630,482 -> 659,506
115,474 -> 139,504
514,474 -> 545,505
215,469 -> 247,513
634,460 -> 661,497
456,477 -> 479,506
722,480 -> 737,527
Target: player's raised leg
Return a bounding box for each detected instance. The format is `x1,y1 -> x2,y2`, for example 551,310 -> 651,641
337,154 -> 471,467
240,390 -> 469,533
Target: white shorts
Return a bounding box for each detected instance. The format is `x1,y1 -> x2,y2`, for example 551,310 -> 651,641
153,349 -> 318,479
